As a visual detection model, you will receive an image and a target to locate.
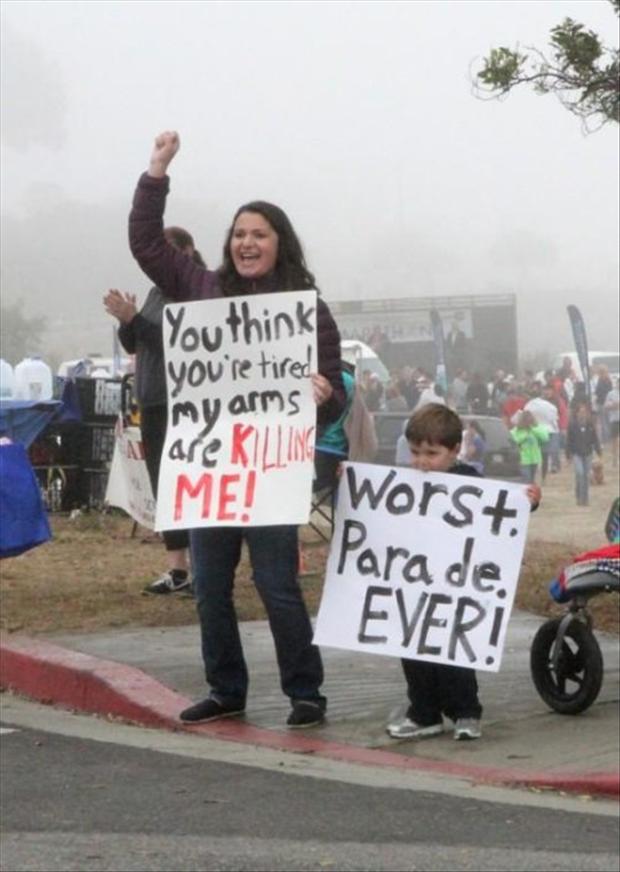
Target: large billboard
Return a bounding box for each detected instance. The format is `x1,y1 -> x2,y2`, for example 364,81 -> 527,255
328,294 -> 518,376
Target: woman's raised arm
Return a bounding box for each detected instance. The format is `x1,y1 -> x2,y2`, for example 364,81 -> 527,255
148,130 -> 180,179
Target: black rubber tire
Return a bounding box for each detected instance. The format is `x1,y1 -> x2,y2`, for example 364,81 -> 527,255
530,618 -> 604,715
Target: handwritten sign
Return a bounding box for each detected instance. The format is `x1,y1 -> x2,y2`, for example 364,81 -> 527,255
313,462 -> 531,672
105,424 -> 156,529
156,291 -> 318,530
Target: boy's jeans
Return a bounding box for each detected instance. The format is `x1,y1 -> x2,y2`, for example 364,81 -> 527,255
190,525 -> 324,707
401,659 -> 482,724
573,454 -> 592,506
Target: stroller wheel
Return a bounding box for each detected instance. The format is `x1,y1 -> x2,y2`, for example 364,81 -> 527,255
530,617 -> 603,714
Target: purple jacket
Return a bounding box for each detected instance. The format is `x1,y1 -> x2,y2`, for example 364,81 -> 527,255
129,173 -> 345,429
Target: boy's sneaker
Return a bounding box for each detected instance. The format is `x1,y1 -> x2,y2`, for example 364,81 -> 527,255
286,700 -> 326,729
142,571 -> 190,595
454,718 -> 482,740
179,698 -> 245,724
386,717 -> 443,739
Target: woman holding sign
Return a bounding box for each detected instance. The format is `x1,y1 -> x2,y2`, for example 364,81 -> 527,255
129,131 -> 345,729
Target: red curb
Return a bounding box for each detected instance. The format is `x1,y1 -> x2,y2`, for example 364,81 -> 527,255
1,633 -> 618,799
506,772 -> 620,798
185,718 -> 620,799
0,633 -> 188,731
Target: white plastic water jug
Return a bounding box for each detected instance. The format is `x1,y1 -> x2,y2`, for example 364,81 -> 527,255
14,356 -> 53,401
0,358 -> 15,398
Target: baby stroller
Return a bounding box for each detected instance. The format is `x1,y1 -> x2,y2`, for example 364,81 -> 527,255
529,498 -> 620,715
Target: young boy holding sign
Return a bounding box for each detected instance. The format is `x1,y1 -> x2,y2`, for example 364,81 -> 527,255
387,404 -> 540,741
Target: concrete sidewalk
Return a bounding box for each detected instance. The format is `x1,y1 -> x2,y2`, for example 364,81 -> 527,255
1,610 -> 618,798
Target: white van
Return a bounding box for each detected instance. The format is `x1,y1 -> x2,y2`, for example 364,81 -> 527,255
340,340 -> 390,384
552,351 -> 619,381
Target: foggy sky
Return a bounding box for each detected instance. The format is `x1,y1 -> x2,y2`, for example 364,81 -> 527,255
1,0 -> 618,367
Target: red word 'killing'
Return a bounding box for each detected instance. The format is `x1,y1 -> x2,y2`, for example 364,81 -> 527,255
230,423 -> 315,471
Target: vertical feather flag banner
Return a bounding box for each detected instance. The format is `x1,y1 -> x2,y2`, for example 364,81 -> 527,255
430,309 -> 448,392
567,305 -> 592,406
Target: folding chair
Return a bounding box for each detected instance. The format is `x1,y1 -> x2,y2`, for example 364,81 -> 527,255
308,446 -> 347,542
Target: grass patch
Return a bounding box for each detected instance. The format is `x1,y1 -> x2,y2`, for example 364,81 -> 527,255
0,514 -> 617,637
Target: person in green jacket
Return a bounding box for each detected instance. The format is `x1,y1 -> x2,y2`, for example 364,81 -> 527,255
510,410 -> 549,484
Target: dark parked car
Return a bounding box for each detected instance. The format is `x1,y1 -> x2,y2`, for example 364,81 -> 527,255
371,411 -> 521,481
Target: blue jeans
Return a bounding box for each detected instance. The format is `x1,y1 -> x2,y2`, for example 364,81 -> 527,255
520,464 -> 537,484
597,409 -> 610,443
548,432 -> 561,473
190,525 -> 325,707
572,455 -> 592,505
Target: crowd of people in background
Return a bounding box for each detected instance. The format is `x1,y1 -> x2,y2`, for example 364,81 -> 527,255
359,356 -> 618,506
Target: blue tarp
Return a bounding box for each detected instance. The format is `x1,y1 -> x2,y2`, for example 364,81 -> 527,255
0,400 -> 63,448
0,379 -> 84,448
0,442 -> 52,558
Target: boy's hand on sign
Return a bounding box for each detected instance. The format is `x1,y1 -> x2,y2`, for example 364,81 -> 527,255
525,483 -> 541,510
149,130 -> 180,178
311,373 -> 333,406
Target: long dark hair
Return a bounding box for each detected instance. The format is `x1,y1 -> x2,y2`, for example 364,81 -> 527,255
218,201 -> 317,296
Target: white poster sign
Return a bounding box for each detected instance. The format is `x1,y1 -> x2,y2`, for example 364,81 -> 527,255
156,291 -> 318,530
105,424 -> 155,529
313,462 -> 531,672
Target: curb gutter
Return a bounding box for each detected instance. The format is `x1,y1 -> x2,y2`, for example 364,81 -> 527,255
1,633 -> 618,800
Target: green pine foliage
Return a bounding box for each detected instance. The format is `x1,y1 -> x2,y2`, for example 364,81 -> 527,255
476,0 -> 619,131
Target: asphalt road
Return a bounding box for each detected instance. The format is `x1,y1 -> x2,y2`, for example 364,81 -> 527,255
1,697 -> 618,872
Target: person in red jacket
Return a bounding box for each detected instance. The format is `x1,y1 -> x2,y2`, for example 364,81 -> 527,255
129,131 -> 345,729
501,380 -> 527,427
